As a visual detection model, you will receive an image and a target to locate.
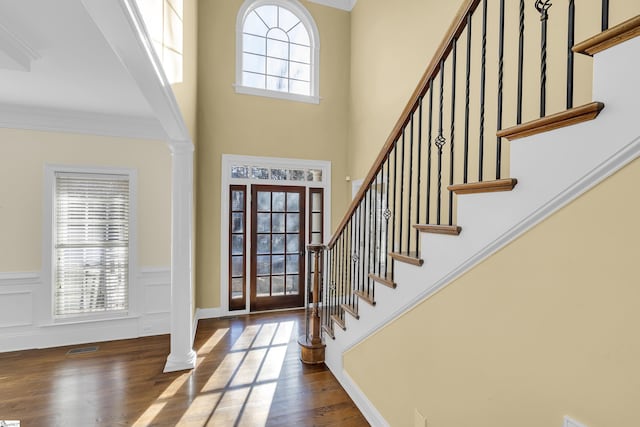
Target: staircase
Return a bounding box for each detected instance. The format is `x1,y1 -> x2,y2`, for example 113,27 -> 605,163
320,2 -> 640,424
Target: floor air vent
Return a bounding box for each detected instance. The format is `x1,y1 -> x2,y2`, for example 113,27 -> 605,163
66,346 -> 99,355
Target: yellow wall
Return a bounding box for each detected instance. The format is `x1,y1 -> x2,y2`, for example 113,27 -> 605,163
344,157 -> 640,427
0,129 -> 171,271
347,0 -> 640,183
170,0 -> 198,141
348,0 -> 464,179
195,0 -> 351,308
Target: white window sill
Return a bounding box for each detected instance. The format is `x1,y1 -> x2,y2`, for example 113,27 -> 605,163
234,84 -> 320,105
41,313 -> 139,327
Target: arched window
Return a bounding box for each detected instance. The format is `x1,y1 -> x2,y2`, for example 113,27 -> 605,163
236,0 -> 320,104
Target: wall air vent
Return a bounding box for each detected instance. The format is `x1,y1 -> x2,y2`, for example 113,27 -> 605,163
66,346 -> 99,355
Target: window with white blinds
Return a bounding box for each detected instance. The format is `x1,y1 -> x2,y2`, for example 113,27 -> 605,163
54,172 -> 130,317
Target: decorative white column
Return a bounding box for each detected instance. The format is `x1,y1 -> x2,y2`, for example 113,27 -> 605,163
164,141 -> 197,372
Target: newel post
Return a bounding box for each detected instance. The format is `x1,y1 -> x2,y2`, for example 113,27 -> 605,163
298,244 -> 326,364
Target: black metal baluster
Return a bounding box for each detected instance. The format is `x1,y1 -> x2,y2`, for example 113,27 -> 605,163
372,174 -> 378,281
426,81 -> 433,223
378,166 -> 384,276
517,0 -> 525,124
391,143 -> 397,276
351,209 -> 357,298
479,0 -> 487,181
496,0 -> 504,180
464,14 -> 472,183
384,154 -> 391,277
536,0 -> 552,118
366,187 -> 372,296
407,114 -> 414,254
338,234 -> 344,320
325,248 -> 331,327
436,60 -> 446,225
399,129 -> 406,252
602,0 -> 609,31
449,40 -> 457,226
348,218 -> 353,308
415,97 -> 423,248
361,198 -> 366,292
567,0 -> 575,109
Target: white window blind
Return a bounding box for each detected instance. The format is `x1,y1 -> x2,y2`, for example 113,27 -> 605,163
54,172 -> 130,317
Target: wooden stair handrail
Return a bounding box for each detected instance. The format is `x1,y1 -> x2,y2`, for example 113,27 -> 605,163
327,0 -> 481,249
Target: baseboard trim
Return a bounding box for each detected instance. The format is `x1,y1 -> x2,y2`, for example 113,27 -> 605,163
336,370 -> 390,427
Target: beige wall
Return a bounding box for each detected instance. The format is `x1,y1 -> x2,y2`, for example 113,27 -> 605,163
0,129 -> 171,271
348,0 -> 465,179
195,0 -> 351,308
170,0 -> 198,140
347,0 -> 640,184
344,158 -> 640,427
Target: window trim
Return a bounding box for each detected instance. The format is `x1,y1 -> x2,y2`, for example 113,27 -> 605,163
42,165 -> 138,324
235,0 -> 321,104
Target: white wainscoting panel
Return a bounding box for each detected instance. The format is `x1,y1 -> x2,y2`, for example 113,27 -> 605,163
0,267 -> 171,352
0,291 -> 33,328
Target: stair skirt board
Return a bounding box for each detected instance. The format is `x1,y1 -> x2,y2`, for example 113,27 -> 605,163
323,35 -> 640,423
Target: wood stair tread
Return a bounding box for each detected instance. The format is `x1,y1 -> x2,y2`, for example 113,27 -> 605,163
413,224 -> 461,235
573,15 -> 640,56
321,324 -> 335,340
389,251 -> 424,266
354,290 -> 376,306
369,272 -> 397,289
340,303 -> 359,319
496,102 -> 604,140
448,178 -> 517,195
330,314 -> 346,331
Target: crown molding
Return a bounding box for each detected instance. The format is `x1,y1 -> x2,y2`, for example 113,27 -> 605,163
307,0 -> 356,12
0,103 -> 166,140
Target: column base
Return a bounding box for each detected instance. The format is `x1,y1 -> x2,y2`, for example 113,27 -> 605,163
298,335 -> 326,365
163,349 -> 197,372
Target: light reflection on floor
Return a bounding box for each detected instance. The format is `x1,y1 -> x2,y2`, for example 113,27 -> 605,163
132,320 -> 295,427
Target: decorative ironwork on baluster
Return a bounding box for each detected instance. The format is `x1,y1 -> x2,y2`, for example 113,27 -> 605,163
415,97 -> 423,249
449,40 -> 457,226
436,59 -> 446,225
536,0 -> 552,118
478,0 -> 487,181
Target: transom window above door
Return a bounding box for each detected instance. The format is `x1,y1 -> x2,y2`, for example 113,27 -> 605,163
236,0 -> 320,104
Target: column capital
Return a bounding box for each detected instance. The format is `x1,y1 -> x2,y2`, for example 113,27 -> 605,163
168,141 -> 194,155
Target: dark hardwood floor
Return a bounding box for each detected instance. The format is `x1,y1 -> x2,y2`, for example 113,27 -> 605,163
0,310 -> 369,426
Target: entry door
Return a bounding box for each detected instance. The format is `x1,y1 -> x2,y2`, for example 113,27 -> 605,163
250,185 -> 306,311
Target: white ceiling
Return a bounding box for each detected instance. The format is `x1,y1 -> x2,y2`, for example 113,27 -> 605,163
0,0 -> 155,126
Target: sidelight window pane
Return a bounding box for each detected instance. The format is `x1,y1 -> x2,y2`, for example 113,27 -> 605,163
232,235 -> 244,255
231,256 -> 244,277
232,213 -> 244,233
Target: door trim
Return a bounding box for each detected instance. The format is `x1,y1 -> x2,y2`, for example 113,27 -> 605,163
219,155 -> 331,316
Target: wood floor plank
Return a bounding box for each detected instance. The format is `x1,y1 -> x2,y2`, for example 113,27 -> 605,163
0,310 -> 369,427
